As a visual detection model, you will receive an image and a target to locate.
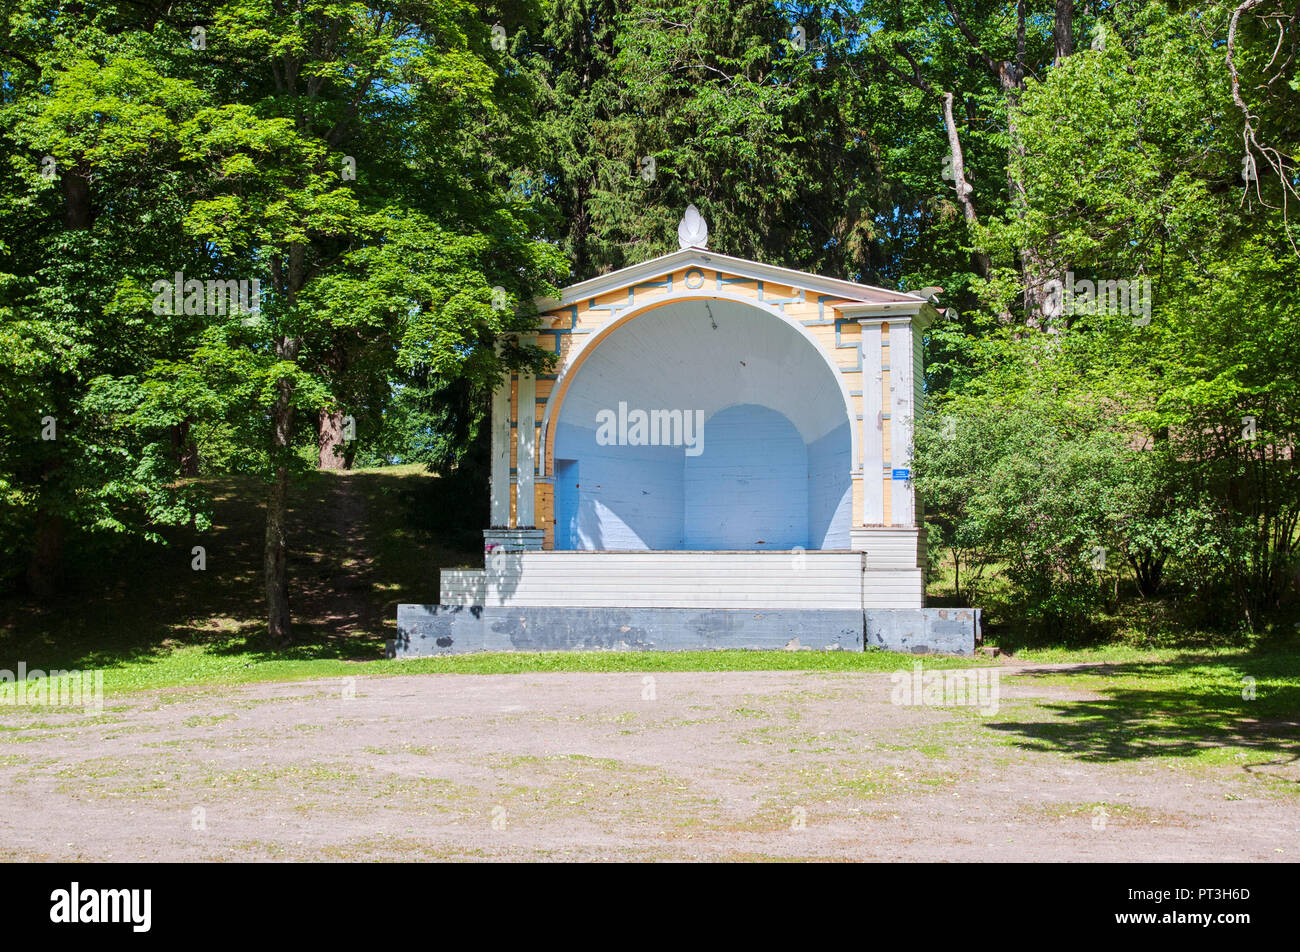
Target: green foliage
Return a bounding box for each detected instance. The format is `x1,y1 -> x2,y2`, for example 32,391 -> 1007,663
915,342 -> 1149,633
0,0 -> 561,623
925,0 -> 1300,636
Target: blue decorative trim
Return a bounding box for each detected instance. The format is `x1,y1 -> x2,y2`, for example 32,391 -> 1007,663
537,306 -> 591,349
801,295 -> 836,326
585,297 -> 622,321
799,297 -> 862,372
584,279 -> 673,324
761,285 -> 806,312
632,278 -> 672,299
835,317 -> 862,373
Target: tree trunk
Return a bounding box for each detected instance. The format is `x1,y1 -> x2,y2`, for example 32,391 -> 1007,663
1028,0 -> 1075,326
1000,0 -> 1057,330
318,408 -> 348,470
264,461 -> 292,645
26,506 -> 63,599
62,166 -> 92,229
28,163 -> 93,595
1005,84 -> 1052,329
939,91 -> 993,280
1053,0 -> 1075,65
265,321 -> 301,645
170,419 -> 200,477
317,342 -> 350,471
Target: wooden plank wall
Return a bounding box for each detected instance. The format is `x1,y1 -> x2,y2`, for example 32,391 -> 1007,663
440,552 -> 924,610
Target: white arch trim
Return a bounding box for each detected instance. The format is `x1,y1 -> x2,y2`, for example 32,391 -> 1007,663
537,289 -> 861,477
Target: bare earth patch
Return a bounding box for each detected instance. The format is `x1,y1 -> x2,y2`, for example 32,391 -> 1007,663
0,670 -> 1295,862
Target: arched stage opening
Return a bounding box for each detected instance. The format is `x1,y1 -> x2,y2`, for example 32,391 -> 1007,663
550,298 -> 852,550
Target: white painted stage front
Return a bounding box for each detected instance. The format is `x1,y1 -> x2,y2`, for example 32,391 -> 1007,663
440,551 -> 925,610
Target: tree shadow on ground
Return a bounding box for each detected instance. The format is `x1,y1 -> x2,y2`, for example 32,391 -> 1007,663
984,649 -> 1300,778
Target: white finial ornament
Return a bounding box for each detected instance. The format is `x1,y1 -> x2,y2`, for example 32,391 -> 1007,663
677,204 -> 708,249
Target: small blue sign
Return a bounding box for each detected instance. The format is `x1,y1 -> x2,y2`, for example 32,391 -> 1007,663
891,468 -> 910,480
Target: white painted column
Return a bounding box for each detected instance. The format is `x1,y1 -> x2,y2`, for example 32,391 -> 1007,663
489,367 -> 511,528
889,319 -> 916,527
516,370 -> 537,527
860,320 -> 885,524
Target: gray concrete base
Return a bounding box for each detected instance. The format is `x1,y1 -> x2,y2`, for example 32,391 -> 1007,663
864,608 -> 981,656
389,606 -> 979,657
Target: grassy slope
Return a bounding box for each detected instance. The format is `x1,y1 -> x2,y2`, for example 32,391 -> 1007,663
2,465 -> 472,688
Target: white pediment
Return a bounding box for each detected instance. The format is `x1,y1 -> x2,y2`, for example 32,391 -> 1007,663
538,247 -> 929,315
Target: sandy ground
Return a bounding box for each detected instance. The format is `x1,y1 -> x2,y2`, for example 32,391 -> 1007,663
0,667 -> 1295,862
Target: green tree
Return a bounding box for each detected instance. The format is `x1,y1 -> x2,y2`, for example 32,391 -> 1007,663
1,17 -> 216,595
1,1 -> 562,644
919,1 -> 1300,634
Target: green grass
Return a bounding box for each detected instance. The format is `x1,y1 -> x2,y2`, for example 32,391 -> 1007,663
0,642 -> 989,697
4,632 -> 1295,782
991,642 -> 1300,766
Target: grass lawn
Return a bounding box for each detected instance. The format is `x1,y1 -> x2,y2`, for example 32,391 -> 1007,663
981,645 -> 1300,768
36,644 -> 999,695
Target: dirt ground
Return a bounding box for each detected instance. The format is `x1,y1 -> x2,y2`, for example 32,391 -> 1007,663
1,666 -> 1295,862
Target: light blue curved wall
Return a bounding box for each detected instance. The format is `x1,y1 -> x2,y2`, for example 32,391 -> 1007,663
683,405 -> 807,549
808,421 -> 852,549
553,420 -> 683,550
551,299 -> 852,551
